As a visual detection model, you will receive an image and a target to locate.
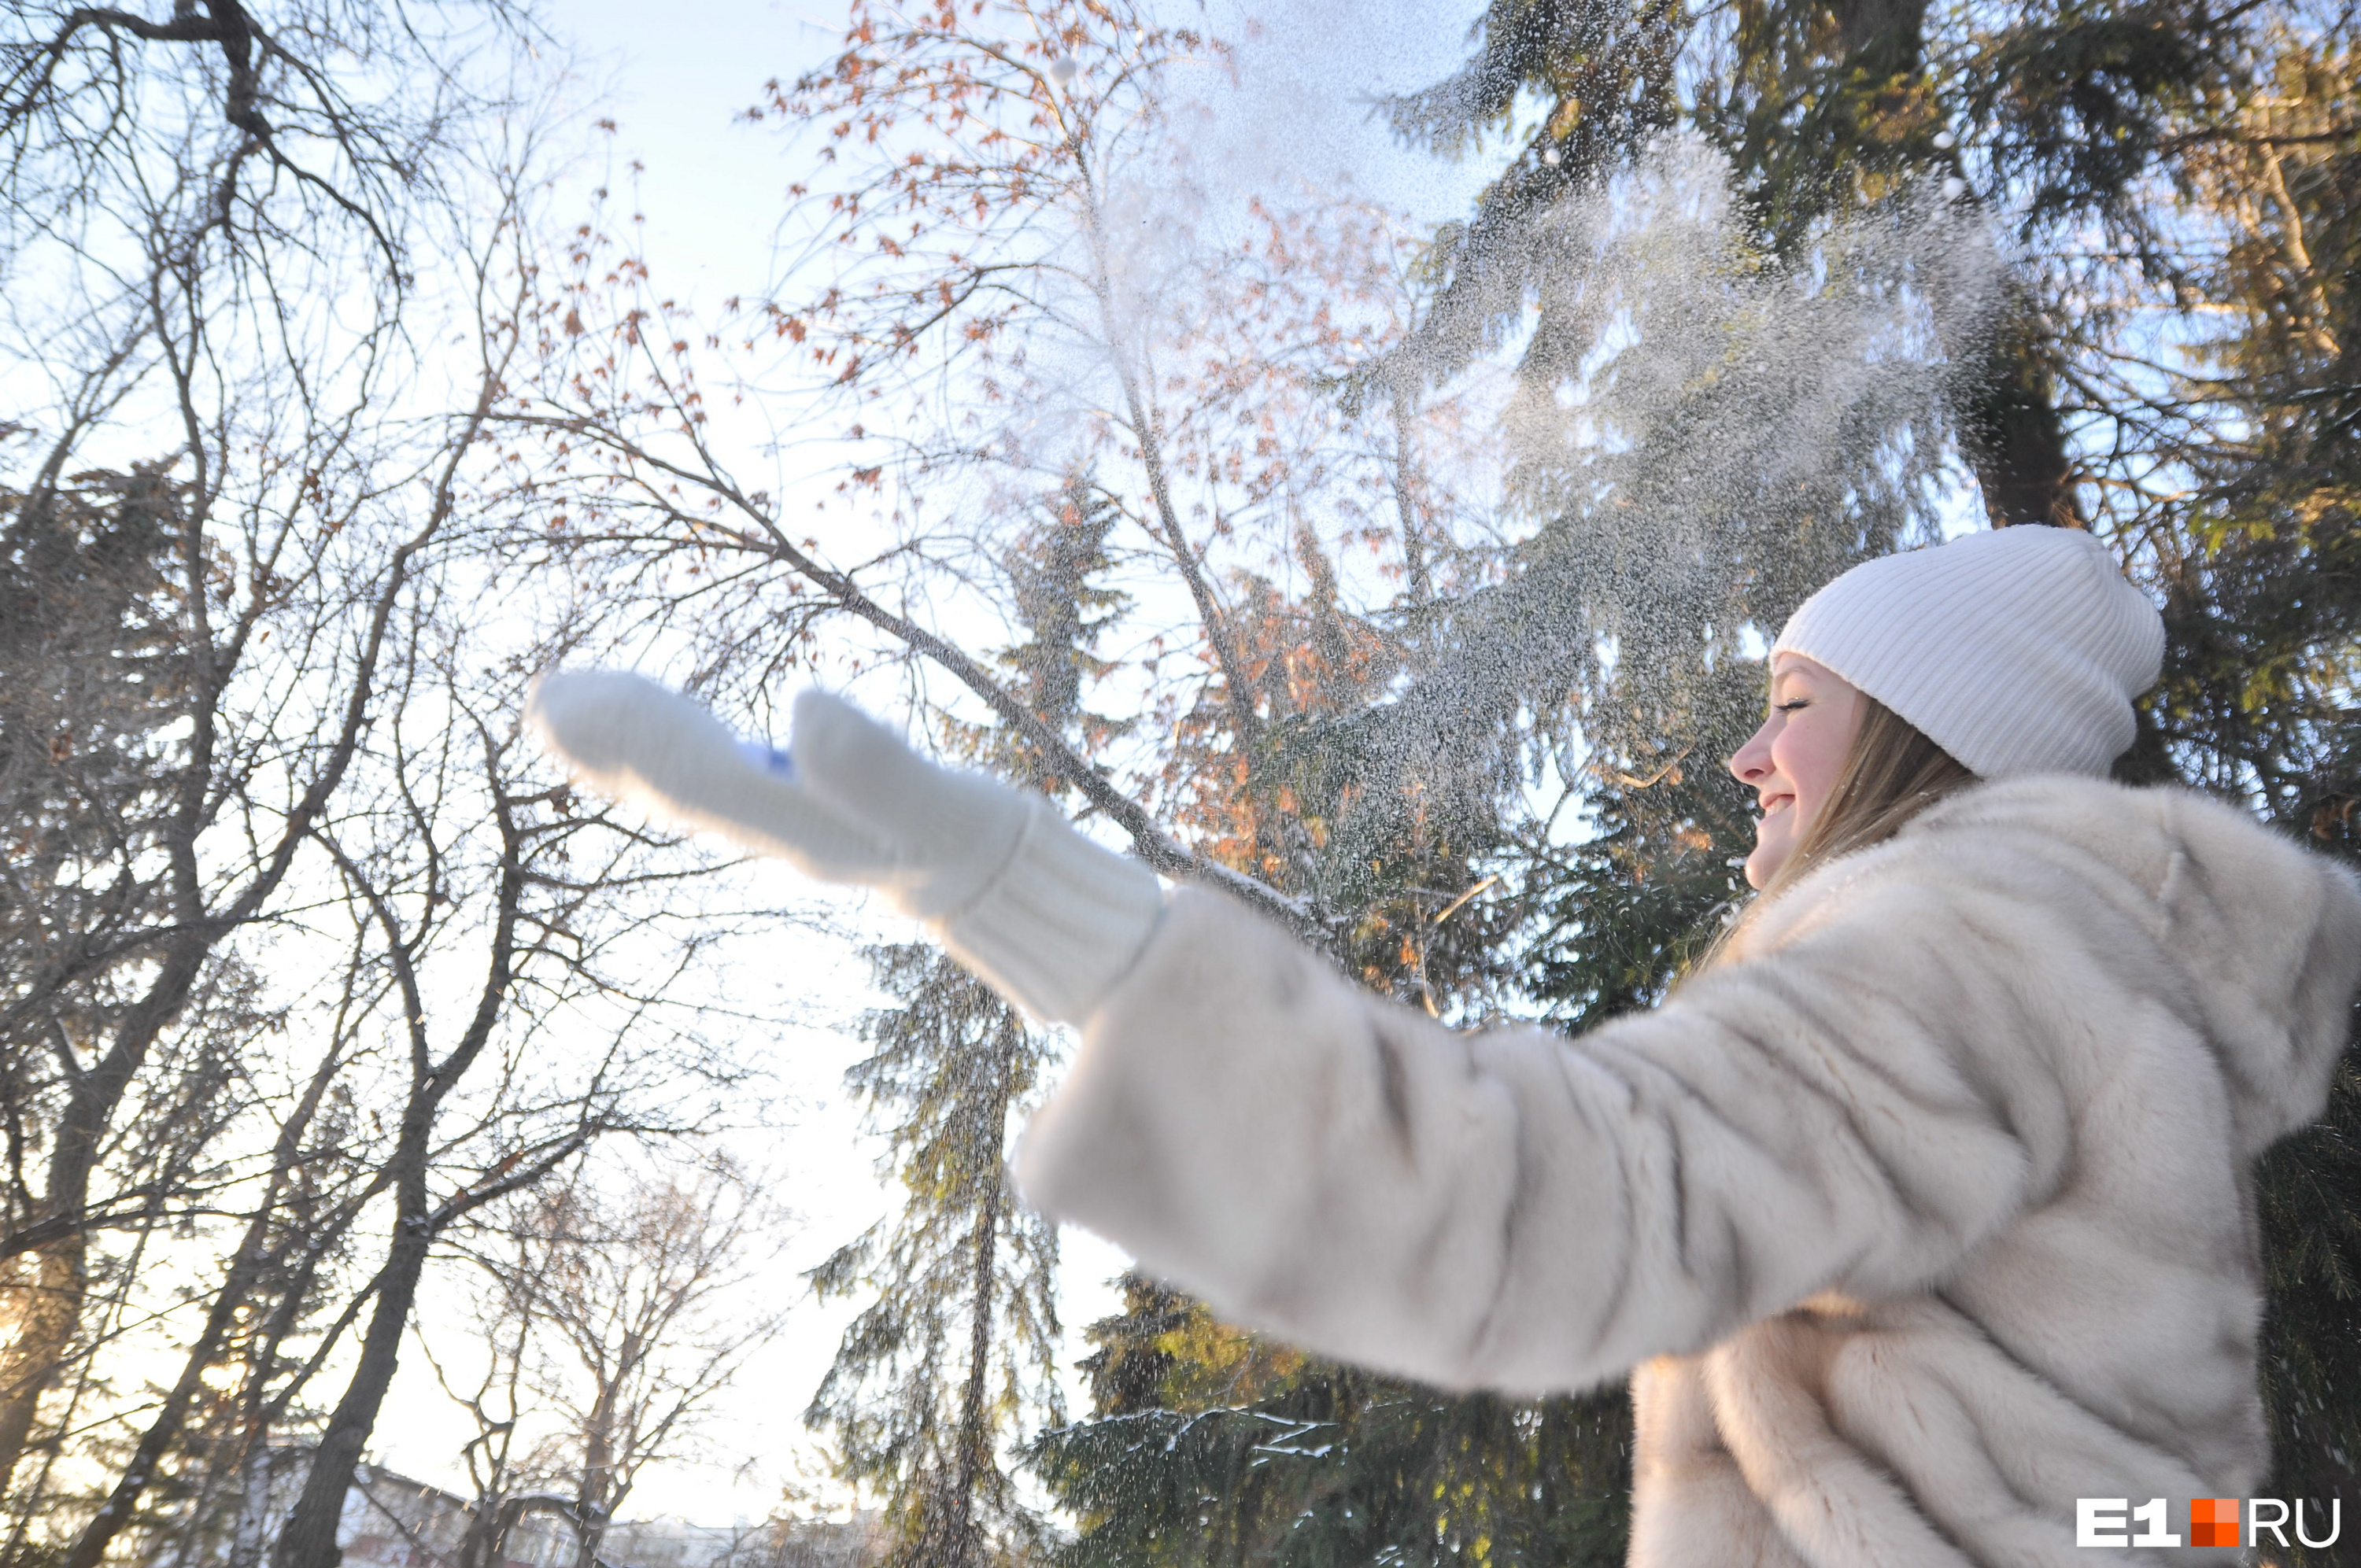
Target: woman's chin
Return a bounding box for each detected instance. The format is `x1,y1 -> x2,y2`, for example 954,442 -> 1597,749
1744,835 -> 1794,890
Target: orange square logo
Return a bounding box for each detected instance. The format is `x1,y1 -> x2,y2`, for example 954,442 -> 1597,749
2191,1498 -> 2241,1548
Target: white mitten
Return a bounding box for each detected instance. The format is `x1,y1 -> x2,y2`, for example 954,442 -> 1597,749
527,670 -> 1164,1024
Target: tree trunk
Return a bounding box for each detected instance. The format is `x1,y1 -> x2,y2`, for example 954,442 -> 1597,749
933,1024 -> 1015,1568
570,1343 -> 630,1568
1830,0 -> 1930,73
0,931 -> 212,1494
0,1234 -> 87,1492
65,1033 -> 347,1567
1801,0 -> 2080,533
269,1223 -> 433,1568
455,1489 -> 504,1568
275,738 -> 529,1568
1391,386 -> 1432,604
1963,296 -> 2084,529
229,1438 -> 277,1568
63,1278 -> 227,1568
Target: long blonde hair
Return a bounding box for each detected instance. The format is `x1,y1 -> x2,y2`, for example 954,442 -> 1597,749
1762,694 -> 1977,898
1701,695 -> 1976,970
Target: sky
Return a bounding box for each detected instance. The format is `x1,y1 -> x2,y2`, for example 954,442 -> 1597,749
362,0 -> 1500,1528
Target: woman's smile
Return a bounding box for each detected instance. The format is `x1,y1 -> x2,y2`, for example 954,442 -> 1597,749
1726,651 -> 1865,888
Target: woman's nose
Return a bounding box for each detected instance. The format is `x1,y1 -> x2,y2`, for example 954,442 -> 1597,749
1728,721 -> 1774,784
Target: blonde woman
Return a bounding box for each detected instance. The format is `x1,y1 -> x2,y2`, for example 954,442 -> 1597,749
531,526 -> 2361,1568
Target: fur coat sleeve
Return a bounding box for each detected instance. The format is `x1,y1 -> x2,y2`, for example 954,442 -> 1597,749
1012,777 -> 2361,1398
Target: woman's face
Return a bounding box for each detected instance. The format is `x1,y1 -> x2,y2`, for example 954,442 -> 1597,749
1726,653 -> 1866,889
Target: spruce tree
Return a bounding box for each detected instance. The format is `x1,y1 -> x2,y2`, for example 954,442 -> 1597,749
810,473 -> 1140,1568
807,948 -> 1064,1568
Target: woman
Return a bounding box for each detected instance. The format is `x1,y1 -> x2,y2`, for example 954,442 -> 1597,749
530,526 -> 2361,1567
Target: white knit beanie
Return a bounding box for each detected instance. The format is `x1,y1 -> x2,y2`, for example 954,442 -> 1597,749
1772,526 -> 2165,779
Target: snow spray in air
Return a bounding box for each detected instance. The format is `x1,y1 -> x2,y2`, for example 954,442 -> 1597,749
1325,133 -> 2003,870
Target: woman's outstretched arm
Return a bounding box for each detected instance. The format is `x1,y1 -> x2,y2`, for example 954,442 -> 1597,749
529,669 -> 2047,1393
528,673 -> 2355,1398
1015,869 -> 2064,1396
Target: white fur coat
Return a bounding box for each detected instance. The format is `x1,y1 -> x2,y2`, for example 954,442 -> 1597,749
1014,777 -> 2361,1567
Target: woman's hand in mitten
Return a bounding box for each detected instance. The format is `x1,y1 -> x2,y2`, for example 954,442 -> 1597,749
525,670 -> 1032,917
525,670 -> 1163,1023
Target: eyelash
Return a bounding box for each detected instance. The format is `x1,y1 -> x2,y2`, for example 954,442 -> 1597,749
1774,699 -> 1811,714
